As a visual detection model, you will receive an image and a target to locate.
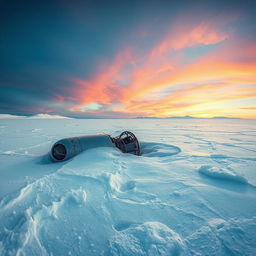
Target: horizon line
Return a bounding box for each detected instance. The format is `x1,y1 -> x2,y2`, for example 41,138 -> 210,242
0,113 -> 256,120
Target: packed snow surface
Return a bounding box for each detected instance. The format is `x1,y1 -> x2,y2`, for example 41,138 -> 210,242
0,119 -> 255,255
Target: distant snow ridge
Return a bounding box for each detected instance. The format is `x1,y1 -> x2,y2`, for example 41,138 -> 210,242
0,114 -> 26,119
198,165 -> 248,184
28,114 -> 71,119
0,113 -> 71,119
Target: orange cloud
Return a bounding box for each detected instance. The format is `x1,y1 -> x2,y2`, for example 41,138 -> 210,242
151,21 -> 229,58
69,14 -> 256,118
241,106 -> 256,110
71,48 -> 133,106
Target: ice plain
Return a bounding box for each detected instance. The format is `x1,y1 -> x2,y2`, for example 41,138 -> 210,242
0,118 -> 255,255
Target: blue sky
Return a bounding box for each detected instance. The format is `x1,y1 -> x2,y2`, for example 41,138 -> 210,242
0,0 -> 255,118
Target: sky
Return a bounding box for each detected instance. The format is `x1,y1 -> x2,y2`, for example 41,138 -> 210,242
0,0 -> 256,118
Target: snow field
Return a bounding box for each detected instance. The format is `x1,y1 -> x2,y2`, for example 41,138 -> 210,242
0,119 -> 255,255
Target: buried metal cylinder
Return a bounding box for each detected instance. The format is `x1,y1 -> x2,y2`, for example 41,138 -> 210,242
51,134 -> 114,161
50,131 -> 140,162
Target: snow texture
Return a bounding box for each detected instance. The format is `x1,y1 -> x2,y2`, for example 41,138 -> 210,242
0,118 -> 255,255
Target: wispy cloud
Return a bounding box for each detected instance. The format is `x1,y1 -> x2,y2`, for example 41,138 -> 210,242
68,12 -> 256,118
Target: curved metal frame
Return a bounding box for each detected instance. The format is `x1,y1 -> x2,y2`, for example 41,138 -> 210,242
113,131 -> 140,156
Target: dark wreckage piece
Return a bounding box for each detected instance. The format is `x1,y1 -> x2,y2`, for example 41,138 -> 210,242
50,131 -> 140,161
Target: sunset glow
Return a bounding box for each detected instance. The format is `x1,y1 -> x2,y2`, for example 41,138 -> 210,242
68,13 -> 256,118
1,1 -> 255,118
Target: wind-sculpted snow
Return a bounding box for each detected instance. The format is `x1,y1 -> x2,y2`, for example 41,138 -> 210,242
109,222 -> 186,256
140,142 -> 181,157
198,165 -> 249,185
185,217 -> 256,256
0,119 -> 256,255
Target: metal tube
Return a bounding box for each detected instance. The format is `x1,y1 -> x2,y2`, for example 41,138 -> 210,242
50,134 -> 115,161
